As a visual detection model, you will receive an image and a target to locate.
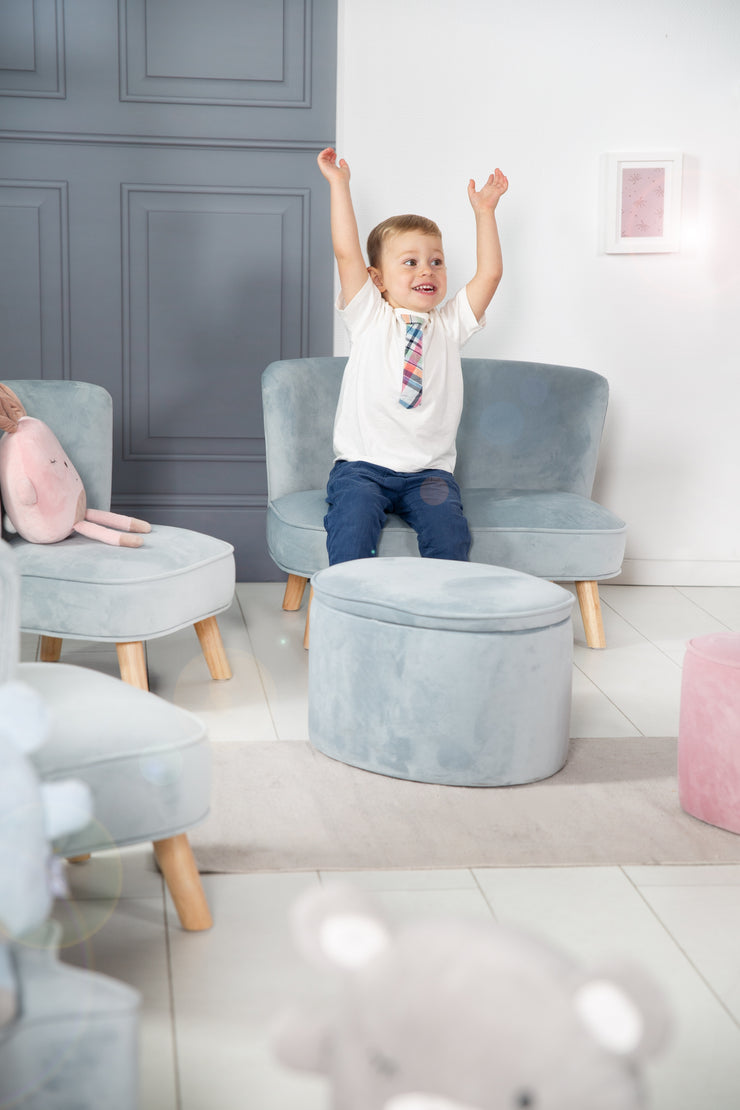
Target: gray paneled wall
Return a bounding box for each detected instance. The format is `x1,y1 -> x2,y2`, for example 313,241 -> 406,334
0,0 -> 337,579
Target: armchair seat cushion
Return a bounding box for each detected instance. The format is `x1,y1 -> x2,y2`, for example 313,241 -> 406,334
8,526 -> 235,642
267,487 -> 625,583
21,662 -> 210,858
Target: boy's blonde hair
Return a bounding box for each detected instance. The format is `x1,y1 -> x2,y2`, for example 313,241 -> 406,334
367,214 -> 442,270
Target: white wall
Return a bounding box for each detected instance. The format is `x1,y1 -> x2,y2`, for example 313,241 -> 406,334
334,0 -> 740,584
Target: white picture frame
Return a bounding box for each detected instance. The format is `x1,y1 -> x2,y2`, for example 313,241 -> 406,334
603,151 -> 683,253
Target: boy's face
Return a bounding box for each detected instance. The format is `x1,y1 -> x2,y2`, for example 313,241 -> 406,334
368,231 -> 447,313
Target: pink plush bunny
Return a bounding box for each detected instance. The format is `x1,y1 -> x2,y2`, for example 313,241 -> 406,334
0,384 -> 150,547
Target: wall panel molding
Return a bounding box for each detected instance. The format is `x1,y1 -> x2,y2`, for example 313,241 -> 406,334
0,0 -> 66,99
121,183 -> 310,461
0,131 -> 332,152
112,493 -> 266,510
119,0 -> 312,107
0,180 -> 69,379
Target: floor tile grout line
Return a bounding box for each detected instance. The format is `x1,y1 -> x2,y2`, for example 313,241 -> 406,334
619,866 -> 740,1032
571,661 -> 645,737
471,869 -> 500,922
234,586 -> 283,743
599,593 -> 685,669
162,884 -> 184,1110
603,585 -> 728,667
674,585 -> 736,632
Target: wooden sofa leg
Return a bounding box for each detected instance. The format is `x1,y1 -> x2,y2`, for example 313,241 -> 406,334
153,833 -> 213,932
40,636 -> 63,662
116,641 -> 149,690
303,587 -> 314,650
194,616 -> 232,680
283,574 -> 309,611
576,581 -> 606,649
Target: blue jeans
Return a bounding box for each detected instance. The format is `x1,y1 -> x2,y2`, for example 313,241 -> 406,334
324,460 -> 471,565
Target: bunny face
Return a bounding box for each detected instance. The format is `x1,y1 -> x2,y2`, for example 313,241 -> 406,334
0,416 -> 86,543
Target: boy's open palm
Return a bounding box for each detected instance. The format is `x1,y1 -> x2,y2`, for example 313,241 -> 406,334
468,169 -> 509,212
317,147 -> 351,185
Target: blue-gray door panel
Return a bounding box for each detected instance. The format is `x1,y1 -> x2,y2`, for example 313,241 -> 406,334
0,0 -> 337,579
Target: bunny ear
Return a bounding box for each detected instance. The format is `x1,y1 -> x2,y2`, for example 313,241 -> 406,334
0,385 -> 26,433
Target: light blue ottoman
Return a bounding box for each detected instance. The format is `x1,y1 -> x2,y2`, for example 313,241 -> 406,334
308,558 -> 575,786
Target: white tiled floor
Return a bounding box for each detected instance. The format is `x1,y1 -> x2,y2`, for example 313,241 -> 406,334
33,583 -> 740,1109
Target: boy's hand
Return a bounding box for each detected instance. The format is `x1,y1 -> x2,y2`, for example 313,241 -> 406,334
467,169 -> 509,213
317,147 -> 351,186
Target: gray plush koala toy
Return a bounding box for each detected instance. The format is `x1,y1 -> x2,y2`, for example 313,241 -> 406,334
273,884 -> 672,1110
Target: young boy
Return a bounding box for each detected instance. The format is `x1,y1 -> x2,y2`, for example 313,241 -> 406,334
317,147 -> 508,565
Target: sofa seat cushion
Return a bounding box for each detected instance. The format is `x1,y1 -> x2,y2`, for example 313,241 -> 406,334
21,662 -> 210,855
9,525 -> 235,641
267,487 -> 626,581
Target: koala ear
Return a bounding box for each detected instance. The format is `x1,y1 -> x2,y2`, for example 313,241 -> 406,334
290,883 -> 393,970
574,963 -> 672,1062
40,780 -> 93,841
0,681 -> 50,754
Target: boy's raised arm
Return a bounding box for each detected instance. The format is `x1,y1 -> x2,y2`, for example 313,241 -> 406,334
317,148 -> 369,306
465,168 -> 509,322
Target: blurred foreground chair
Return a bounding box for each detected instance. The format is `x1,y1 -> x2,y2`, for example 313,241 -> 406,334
1,536 -> 213,932
0,681 -> 140,1110
262,357 -> 626,648
0,379 -> 235,691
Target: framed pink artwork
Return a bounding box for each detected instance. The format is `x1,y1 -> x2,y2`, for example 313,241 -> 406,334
603,152 -> 683,253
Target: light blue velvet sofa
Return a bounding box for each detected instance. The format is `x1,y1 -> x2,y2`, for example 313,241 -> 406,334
262,357 -> 626,648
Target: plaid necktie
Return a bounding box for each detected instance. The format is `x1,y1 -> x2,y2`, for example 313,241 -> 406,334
399,314 -> 424,409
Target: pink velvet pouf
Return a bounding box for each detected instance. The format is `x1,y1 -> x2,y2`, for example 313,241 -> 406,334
678,631 -> 740,834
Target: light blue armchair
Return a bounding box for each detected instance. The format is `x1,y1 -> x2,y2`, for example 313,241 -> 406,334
262,357 -> 626,648
0,379 -> 235,691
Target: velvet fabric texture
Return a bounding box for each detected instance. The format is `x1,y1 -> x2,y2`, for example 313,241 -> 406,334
0,538 -> 212,860
23,660 -> 211,856
0,925 -> 140,1110
678,632 -> 740,834
262,357 -> 626,582
0,380 -> 235,643
8,525 -> 234,641
0,540 -> 144,1108
308,558 -> 574,787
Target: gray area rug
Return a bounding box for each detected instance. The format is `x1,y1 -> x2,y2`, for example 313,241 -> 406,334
189,739 -> 740,873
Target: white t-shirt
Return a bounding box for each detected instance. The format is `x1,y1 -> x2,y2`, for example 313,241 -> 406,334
333,278 -> 484,474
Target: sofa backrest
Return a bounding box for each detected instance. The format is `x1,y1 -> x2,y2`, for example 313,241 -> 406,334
455,360 -> 608,497
262,358 -> 609,502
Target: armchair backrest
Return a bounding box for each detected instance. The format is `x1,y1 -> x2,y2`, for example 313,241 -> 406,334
262,358 -> 609,502
0,380 -> 113,513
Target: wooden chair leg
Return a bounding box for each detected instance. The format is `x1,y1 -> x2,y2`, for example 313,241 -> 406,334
116,641 -> 149,690
303,586 -> 314,650
40,636 -> 63,662
194,615 -> 232,680
283,574 -> 309,611
575,580 -> 606,649
153,833 -> 212,932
